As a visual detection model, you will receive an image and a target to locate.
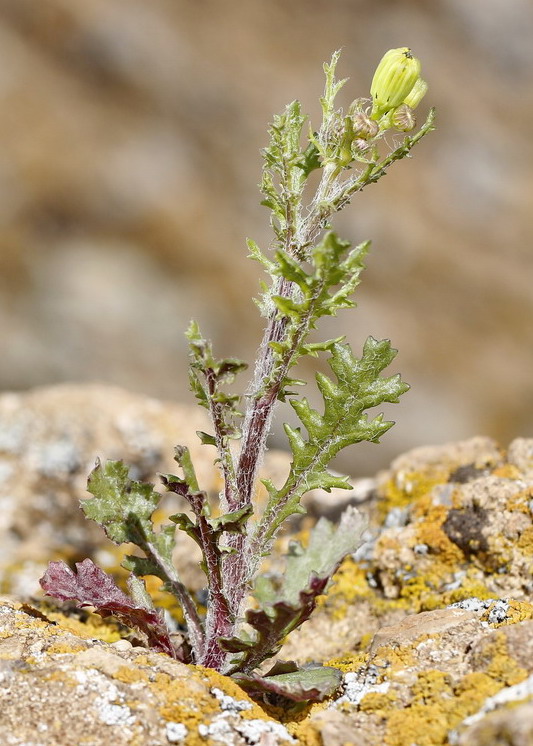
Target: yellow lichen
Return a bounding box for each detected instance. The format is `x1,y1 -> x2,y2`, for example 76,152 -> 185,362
482,600 -> 533,627
317,557 -> 375,620
43,608 -> 123,643
385,703 -> 450,746
412,502 -> 463,568
324,651 -> 368,673
411,670 -> 453,704
371,642 -> 417,671
483,633 -> 528,686
493,464 -> 522,480
517,526 -> 533,556
45,640 -> 87,655
378,468 -> 449,519
359,690 -> 398,714
441,572 -> 493,606
113,666 -> 151,685
285,719 -> 323,746
382,661 -> 520,746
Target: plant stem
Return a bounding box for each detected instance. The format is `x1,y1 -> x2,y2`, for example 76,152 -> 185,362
144,540 -> 205,660
195,513 -> 234,669
205,367 -> 238,510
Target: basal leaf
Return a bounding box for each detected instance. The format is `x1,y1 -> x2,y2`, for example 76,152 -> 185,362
233,663 -> 342,703
40,559 -> 177,658
221,507 -> 365,673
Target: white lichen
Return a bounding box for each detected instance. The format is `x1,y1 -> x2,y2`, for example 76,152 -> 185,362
197,712 -> 295,744
165,721 -> 188,743
210,687 -> 252,712
332,666 -> 390,707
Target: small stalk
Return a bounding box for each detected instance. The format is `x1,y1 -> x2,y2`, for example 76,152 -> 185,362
205,367 -> 238,510
195,514 -> 234,670
144,540 -> 205,660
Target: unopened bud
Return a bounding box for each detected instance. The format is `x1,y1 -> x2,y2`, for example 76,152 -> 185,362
370,47 -> 421,120
391,104 -> 416,132
352,112 -> 379,140
403,78 -> 428,110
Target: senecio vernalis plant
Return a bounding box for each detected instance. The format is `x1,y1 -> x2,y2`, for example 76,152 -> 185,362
41,49 -> 434,703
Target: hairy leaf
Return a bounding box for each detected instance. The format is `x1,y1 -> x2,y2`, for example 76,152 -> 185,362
256,338 -> 408,545
83,459 -> 205,656
40,559 -> 176,658
84,459 -> 164,548
233,661 -> 342,703
221,507 -> 365,673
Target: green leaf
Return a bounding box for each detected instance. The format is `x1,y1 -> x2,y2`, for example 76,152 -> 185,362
215,358 -> 248,381
207,505 -> 253,534
84,460 -> 165,548
196,431 -> 217,447
247,238 -> 276,273
233,663 -> 342,703
296,140 -> 322,177
256,338 -> 409,544
221,508 -> 365,674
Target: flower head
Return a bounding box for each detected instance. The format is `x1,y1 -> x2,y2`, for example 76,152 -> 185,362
370,47 -> 421,120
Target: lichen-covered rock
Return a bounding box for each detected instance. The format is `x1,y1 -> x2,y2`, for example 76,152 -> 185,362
0,599 -> 294,745
0,383 -> 364,599
2,386 -> 533,745
312,607 -> 533,746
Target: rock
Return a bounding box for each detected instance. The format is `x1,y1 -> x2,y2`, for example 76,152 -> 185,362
508,438 -> 533,481
0,2 -> 532,473
368,607 -> 479,657
455,700 -> 533,746
3,389 -> 533,744
0,599 -> 294,745
316,613 -> 533,746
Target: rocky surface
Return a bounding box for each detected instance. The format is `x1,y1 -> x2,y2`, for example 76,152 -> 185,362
1,383 -> 533,743
0,383 -> 355,598
0,1 -> 532,472
0,598 -> 295,745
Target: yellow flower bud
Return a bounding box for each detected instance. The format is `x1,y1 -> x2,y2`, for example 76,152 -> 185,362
370,47 -> 421,120
403,78 -> 428,110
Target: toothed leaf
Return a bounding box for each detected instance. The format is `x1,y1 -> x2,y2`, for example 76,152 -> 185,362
221,508 -> 365,673
233,663 -> 342,703
257,339 -> 408,544
40,559 -> 176,658
84,460 -> 167,550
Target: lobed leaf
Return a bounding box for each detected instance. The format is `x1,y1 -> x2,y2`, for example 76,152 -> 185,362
84,460 -> 165,548
233,661 -> 342,703
256,338 -> 408,544
40,559 -> 176,658
221,507 -> 365,673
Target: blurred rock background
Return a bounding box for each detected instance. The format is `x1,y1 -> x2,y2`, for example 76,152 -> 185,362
0,0 -> 531,475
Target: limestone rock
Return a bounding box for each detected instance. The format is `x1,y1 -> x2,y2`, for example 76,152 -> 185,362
0,599 -> 294,745
0,2 -> 532,473
2,385 -> 533,744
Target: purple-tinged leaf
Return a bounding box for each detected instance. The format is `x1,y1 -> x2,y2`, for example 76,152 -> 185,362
221,507 -> 366,674
233,662 -> 342,703
40,559 -> 177,659
220,574 -> 329,673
